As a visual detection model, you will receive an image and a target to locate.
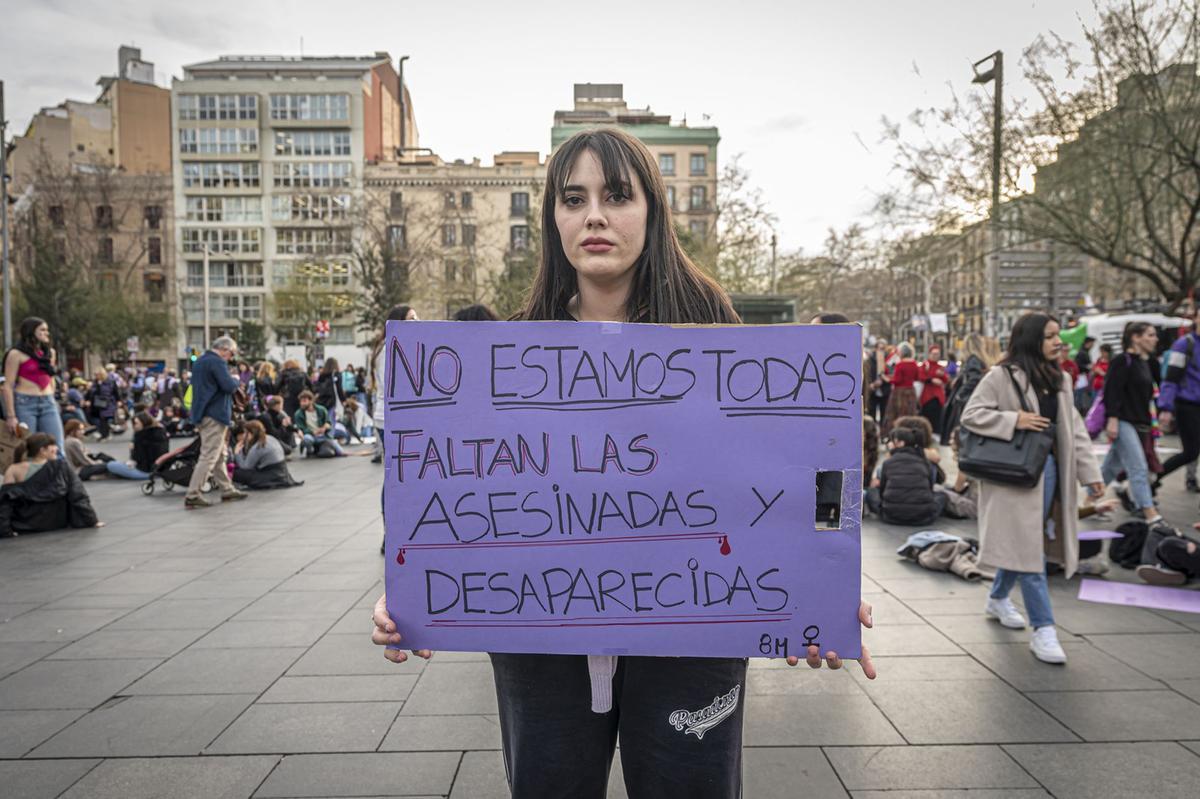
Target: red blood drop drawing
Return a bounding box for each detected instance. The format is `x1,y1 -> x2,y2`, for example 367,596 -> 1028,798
719,535 -> 731,556
396,548 -> 406,565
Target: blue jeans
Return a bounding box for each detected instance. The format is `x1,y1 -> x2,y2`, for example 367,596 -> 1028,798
989,453 -> 1057,629
106,461 -> 149,480
14,392 -> 65,454
301,433 -> 344,456
1101,420 -> 1154,510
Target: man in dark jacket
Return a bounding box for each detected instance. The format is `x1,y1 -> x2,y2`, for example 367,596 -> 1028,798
185,336 -> 247,508
866,428 -> 946,526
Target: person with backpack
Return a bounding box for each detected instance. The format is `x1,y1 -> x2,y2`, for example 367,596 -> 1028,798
865,427 -> 946,525
1156,306 -> 1200,492
961,313 -> 1104,664
368,127 -> 874,798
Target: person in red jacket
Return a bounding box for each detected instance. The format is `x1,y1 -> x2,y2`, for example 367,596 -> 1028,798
918,344 -> 947,442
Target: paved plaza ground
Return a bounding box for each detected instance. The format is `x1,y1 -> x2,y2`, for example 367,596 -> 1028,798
2,434 -> 1200,798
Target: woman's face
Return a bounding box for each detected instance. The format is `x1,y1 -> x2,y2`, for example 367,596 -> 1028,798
34,324 -> 49,343
39,444 -> 58,460
554,149 -> 648,291
1041,321 -> 1062,362
405,309 -> 419,321
1132,326 -> 1159,355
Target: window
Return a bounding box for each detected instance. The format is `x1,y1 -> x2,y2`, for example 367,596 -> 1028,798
461,191 -> 473,210
143,273 -> 165,303
444,191 -> 456,210
666,186 -> 676,211
202,294 -> 263,320
178,93 -> 257,120
182,162 -> 260,188
185,196 -> 263,223
690,153 -> 707,175
442,224 -> 457,247
389,192 -> 404,216
148,237 -> 161,265
95,205 -> 113,228
99,236 -> 114,263
387,224 -> 406,251
272,261 -> 350,288
445,260 -> 458,282
272,161 -> 352,188
181,228 -> 261,254
689,220 -> 708,237
690,185 -> 707,211
510,224 -> 530,251
271,194 -> 351,222
273,130 -> 351,156
179,127 -> 258,154
49,205 -> 64,228
144,205 -> 162,229
186,261 -> 264,288
659,153 -> 676,175
462,224 -> 476,247
269,93 -> 350,121
511,191 -> 529,217
275,228 -> 352,255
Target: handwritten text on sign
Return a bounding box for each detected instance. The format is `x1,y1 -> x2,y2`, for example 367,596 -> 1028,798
383,321 -> 862,659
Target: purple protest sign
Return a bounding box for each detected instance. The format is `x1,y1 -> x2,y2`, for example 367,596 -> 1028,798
383,321 -> 863,660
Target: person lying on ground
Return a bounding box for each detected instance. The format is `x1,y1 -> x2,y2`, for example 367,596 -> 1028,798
0,432 -> 103,535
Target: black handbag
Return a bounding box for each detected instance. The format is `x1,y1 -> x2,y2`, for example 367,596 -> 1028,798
958,366 -> 1056,488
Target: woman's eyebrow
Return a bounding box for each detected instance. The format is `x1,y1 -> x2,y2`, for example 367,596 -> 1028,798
561,183 -> 587,193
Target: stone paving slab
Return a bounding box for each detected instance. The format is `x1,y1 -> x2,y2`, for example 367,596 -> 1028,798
3,443 -> 1200,796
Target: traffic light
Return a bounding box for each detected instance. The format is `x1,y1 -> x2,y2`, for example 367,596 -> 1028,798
189,348 -> 198,362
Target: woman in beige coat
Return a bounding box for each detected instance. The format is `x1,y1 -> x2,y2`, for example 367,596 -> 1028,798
961,313 -> 1103,664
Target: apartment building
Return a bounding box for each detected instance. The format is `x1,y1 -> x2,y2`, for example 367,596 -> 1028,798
551,84 -> 718,242
171,53 -> 415,355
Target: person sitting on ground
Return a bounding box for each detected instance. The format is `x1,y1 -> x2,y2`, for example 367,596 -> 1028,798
341,396 -> 372,443
866,427 -> 947,525
293,390 -> 344,457
232,420 -> 302,490
894,414 -> 946,484
0,432 -> 103,536
104,412 -> 170,481
863,417 -> 880,490
63,418 -> 113,480
260,395 -> 296,454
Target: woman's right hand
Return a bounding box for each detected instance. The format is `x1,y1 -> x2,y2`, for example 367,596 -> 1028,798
1015,411 -> 1050,432
371,593 -> 432,664
5,416 -> 17,435
1105,417 -> 1119,443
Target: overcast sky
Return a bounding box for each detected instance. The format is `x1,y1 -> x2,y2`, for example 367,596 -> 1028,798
0,0 -> 1102,252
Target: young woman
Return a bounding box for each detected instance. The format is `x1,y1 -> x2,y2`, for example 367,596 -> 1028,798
918,344 -> 948,440
251,361 -> 279,414
2,317 -> 64,452
0,432 -> 104,535
368,305 -> 418,464
232,420 -> 300,489
369,127 -> 874,798
277,359 -> 310,418
62,418 -> 112,480
104,412 -> 170,481
1102,322 -> 1170,530
961,313 -> 1103,664
314,357 -> 347,421
85,368 -> 121,441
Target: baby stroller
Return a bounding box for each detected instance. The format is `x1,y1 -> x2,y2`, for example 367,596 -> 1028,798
142,438 -> 213,496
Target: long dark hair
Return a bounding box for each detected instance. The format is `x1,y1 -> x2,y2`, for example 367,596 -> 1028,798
1001,312 -> 1062,395
521,128 -> 739,325
320,357 -> 340,378
11,316 -> 54,378
369,304 -> 414,391
1121,321 -> 1153,351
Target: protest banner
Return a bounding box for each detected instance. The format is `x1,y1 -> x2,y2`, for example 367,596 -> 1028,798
383,321 -> 863,659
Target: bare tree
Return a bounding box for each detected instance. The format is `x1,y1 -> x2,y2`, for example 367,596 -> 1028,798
880,0 -> 1200,305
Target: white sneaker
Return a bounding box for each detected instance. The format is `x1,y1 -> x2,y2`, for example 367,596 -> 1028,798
1076,558 -> 1110,576
985,597 -> 1027,629
1030,626 -> 1067,664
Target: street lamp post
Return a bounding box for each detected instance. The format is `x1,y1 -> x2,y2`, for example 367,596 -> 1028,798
972,50 -> 1003,339
891,265 -> 956,353
201,245 -> 233,350
0,80 -> 11,350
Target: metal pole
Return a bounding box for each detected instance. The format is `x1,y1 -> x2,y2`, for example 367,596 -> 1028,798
202,245 -> 211,350
769,233 -> 777,295
0,80 -> 11,350
988,53 -> 1003,338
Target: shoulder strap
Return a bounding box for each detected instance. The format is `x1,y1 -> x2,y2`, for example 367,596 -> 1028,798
1003,366 -> 1033,413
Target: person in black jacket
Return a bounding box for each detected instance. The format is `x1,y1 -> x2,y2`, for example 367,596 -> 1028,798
314,357 -> 347,419
0,433 -> 102,535
105,412 -> 170,481
261,395 -> 296,454
277,360 -> 310,418
866,428 -> 946,525
1101,321 -> 1170,530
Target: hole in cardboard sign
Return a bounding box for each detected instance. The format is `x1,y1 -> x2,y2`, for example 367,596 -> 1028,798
815,471 -> 843,529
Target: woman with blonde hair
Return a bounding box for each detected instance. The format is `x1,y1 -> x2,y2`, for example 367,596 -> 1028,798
252,361 -> 278,413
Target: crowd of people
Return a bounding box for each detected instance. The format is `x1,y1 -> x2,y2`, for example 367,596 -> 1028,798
862,309 -> 1200,663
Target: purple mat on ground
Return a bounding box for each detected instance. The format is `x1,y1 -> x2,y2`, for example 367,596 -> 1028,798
1078,529 -> 1124,541
1078,578 -> 1200,614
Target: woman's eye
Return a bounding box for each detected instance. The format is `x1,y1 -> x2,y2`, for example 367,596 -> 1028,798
563,195 -> 583,206
608,193 -> 628,203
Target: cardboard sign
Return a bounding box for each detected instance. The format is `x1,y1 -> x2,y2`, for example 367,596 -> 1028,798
383,321 -> 863,659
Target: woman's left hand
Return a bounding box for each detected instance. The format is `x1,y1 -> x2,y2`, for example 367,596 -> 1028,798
1087,481 -> 1105,499
785,599 -> 876,679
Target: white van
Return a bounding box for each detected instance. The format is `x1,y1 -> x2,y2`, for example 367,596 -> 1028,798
1077,312 -> 1190,360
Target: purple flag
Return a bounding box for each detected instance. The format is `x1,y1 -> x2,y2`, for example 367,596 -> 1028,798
383,321 -> 863,659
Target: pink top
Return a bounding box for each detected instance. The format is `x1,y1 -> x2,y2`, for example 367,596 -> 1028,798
16,354 -> 52,390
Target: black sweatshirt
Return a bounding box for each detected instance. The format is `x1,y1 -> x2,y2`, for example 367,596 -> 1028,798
1103,352 -> 1155,429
